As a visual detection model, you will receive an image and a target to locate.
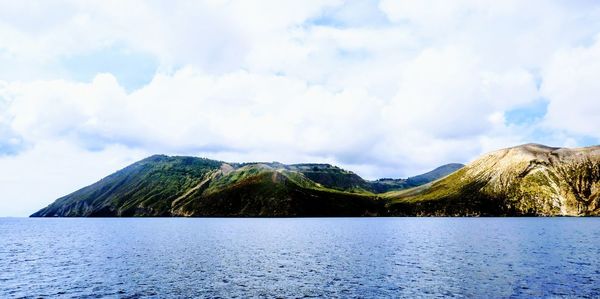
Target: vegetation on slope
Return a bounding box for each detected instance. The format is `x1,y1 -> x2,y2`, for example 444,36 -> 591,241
31,155 -> 222,217
32,157 -> 419,217
36,143 -> 600,217
405,163 -> 465,186
369,163 -> 464,193
173,167 -> 384,216
386,144 -> 600,216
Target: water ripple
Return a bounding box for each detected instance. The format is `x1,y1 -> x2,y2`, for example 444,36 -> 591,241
1,217 -> 600,298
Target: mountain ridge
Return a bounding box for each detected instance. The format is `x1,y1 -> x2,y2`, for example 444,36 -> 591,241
31,143 -> 600,217
31,155 -> 462,217
386,143 -> 600,216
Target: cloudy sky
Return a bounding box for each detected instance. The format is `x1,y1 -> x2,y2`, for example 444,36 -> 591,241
2,0 -> 600,216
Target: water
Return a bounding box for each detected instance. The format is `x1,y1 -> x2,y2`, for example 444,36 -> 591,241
1,218 -> 600,298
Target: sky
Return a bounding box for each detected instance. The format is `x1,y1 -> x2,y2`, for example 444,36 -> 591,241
2,0 -> 600,216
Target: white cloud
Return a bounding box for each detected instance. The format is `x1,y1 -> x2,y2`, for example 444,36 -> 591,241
0,60 -> 536,182
1,0 -> 600,215
541,37 -> 600,138
0,140 -> 147,217
372,45 -> 539,171
2,69 -> 383,159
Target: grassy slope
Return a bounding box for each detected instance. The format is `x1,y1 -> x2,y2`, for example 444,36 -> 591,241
386,145 -> 600,216
385,168 -> 508,216
369,163 -> 464,193
34,145 -> 600,217
31,155 -> 222,217
286,163 -> 464,194
405,163 -> 465,186
32,159 -> 390,217
287,164 -> 372,193
173,164 -> 385,216
31,155 -> 465,217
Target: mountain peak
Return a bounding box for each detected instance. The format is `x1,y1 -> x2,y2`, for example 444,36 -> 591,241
31,155 -> 460,217
514,143 -> 560,151
389,144 -> 600,216
32,144 -> 600,217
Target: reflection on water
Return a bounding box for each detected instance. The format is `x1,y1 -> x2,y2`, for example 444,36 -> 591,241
1,217 -> 600,298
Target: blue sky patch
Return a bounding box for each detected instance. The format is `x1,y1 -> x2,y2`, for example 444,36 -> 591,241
306,0 -> 390,29
0,128 -> 24,155
505,99 -> 549,125
337,48 -> 371,60
575,135 -> 599,147
62,44 -> 158,91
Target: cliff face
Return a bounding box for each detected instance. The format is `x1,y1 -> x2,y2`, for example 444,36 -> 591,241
387,144 -> 600,216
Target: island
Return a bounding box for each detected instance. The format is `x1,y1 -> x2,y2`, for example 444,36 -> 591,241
31,144 -> 600,217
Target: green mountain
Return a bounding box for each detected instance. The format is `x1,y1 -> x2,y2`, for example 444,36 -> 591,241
386,144 -> 600,216
406,163 -> 465,186
31,156 -> 461,217
368,163 -> 464,193
34,143 -> 600,217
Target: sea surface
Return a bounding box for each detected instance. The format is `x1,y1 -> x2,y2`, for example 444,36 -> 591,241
1,218 -> 600,298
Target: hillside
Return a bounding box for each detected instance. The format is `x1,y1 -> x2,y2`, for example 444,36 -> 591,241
34,143 -> 600,217
31,157 -> 459,217
386,144 -> 600,216
369,163 -> 464,193
30,155 -> 223,217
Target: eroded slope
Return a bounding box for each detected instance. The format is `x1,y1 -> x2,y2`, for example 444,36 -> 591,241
387,144 -> 600,216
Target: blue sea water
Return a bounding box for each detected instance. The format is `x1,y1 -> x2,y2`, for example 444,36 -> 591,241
1,217 -> 600,298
